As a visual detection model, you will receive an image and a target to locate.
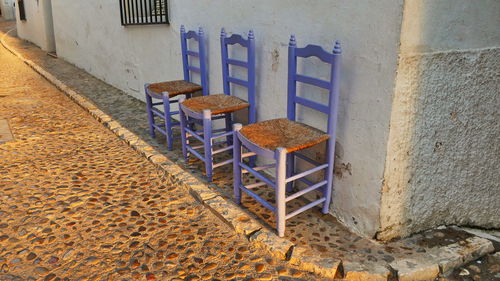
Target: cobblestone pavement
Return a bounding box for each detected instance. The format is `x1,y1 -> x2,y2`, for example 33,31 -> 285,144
1,19 -> 498,281
0,21 -> 327,281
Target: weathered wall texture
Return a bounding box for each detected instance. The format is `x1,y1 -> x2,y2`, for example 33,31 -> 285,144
50,0 -> 405,238
0,0 -> 16,20
15,0 -> 55,52
379,0 -> 500,240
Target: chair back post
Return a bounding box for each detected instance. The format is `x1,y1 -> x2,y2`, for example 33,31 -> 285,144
328,41 -> 342,137
286,35 -> 297,122
247,30 -> 256,124
220,29 -> 257,123
198,27 -> 209,96
180,25 -> 190,82
220,28 -> 230,96
323,40 -> 341,214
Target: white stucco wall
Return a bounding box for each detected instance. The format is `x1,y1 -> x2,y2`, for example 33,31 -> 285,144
50,0 -> 405,238
379,0 -> 500,240
15,0 -> 56,52
0,0 -> 16,20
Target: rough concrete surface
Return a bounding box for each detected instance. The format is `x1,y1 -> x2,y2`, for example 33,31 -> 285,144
380,47 -> 500,240
380,0 -> 500,241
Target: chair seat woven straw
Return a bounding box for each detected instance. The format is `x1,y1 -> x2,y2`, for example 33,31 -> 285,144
181,94 -> 249,115
239,118 -> 329,153
148,80 -> 203,98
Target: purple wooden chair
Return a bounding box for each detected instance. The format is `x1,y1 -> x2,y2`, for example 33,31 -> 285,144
144,26 -> 208,151
178,28 -> 256,182
233,35 -> 341,237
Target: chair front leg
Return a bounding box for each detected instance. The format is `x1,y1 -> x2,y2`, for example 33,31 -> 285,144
178,98 -> 189,160
233,124 -> 243,204
185,93 -> 197,131
275,147 -> 287,237
286,152 -> 295,193
144,84 -> 156,138
162,93 -> 173,151
322,138 -> 335,214
203,110 -> 213,182
224,113 -> 233,145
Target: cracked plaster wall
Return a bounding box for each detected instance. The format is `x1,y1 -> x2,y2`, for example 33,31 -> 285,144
379,0 -> 500,240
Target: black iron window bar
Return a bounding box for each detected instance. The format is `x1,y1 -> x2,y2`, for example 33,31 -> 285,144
18,0 -> 26,21
119,0 -> 169,26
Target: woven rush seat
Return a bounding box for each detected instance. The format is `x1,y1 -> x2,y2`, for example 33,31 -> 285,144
181,94 -> 249,115
239,118 -> 329,153
148,80 -> 202,98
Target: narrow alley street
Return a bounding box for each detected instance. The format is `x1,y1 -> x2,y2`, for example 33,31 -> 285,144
0,26 -> 323,281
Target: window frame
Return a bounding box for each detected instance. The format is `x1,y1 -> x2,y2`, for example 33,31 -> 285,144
119,0 -> 169,26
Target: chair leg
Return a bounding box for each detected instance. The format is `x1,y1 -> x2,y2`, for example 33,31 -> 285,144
322,139 -> 335,214
202,110 -> 213,182
275,147 -> 287,237
179,100 -> 189,161
233,124 -> 243,204
286,152 -> 294,193
144,85 -> 156,138
162,93 -> 173,151
225,113 -> 233,145
185,93 -> 197,131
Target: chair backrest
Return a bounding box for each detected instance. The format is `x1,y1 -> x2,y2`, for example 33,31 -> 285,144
287,35 -> 341,136
180,25 -> 209,96
220,28 -> 256,124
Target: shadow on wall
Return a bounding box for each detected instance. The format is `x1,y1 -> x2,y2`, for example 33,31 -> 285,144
378,0 -> 500,241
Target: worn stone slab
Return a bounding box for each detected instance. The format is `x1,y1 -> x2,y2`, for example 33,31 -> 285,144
290,246 -> 342,279
390,257 -> 440,281
205,196 -> 262,236
489,251 -> 500,263
0,119 -> 14,143
249,230 -> 294,260
427,236 -> 494,274
342,261 -> 392,281
149,154 -> 169,166
188,183 -> 219,202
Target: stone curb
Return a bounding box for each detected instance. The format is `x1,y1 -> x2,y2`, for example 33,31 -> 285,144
1,28 -> 494,281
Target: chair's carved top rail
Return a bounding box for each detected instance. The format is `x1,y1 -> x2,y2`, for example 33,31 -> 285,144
295,44 -> 335,63
225,34 -> 250,47
184,30 -> 201,41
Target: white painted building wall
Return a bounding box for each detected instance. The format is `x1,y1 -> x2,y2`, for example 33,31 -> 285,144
51,0 -> 405,238
15,0 -> 56,52
0,0 -> 16,20
379,0 -> 500,240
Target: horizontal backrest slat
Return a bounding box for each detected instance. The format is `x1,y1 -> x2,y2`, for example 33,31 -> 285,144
294,96 -> 329,115
295,74 -> 331,90
188,65 -> 200,73
226,58 -> 248,68
186,50 -> 199,57
227,76 -> 249,88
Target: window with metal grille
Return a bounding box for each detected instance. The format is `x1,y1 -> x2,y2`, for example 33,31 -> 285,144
18,0 -> 26,21
119,0 -> 168,26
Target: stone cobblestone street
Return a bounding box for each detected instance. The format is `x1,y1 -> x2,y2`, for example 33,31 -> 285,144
0,24 -> 326,281
1,18 -> 499,281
